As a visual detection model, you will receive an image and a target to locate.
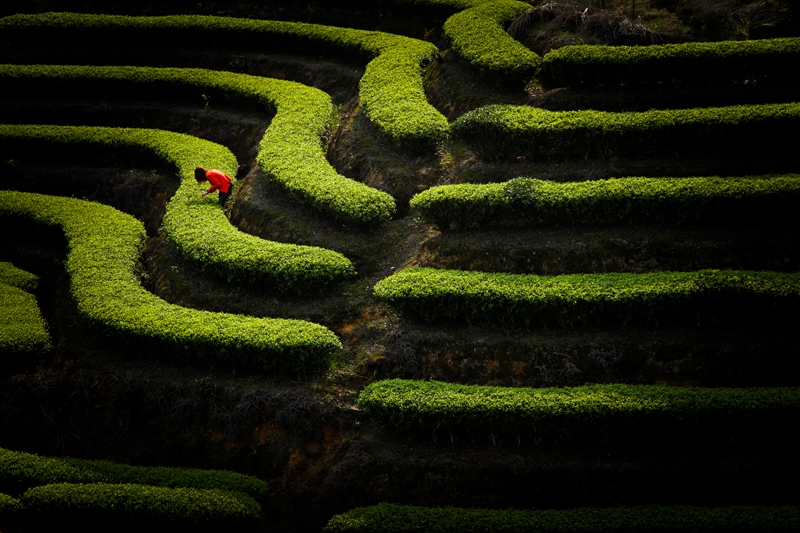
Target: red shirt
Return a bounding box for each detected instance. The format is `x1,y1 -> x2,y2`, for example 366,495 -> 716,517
205,169 -> 231,194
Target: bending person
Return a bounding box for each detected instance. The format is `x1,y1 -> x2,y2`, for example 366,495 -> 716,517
196,166 -> 234,206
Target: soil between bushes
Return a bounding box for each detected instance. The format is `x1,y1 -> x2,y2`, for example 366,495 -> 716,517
1,2 -> 800,532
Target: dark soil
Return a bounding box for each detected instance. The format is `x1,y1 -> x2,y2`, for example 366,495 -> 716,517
1,1 -> 800,532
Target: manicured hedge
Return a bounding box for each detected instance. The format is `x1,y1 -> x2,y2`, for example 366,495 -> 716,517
20,483 -> 261,529
410,175 -> 800,230
451,102 -> 800,160
538,37 -> 800,88
0,63 -> 395,227
0,12 -> 449,151
0,190 -> 341,373
325,502 -> 800,533
373,267 -> 800,328
357,379 -> 800,446
0,493 -> 21,519
0,447 -> 268,499
0,262 -> 50,358
440,0 -> 541,79
0,121 -> 355,291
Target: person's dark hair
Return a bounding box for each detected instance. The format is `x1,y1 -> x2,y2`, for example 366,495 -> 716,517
194,166 -> 207,183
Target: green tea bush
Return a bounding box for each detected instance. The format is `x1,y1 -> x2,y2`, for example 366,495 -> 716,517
0,63 -> 394,227
0,12 -> 448,151
410,175 -> 800,230
0,493 -> 21,519
357,380 -> 800,447
325,502 -> 800,533
538,37 -> 800,88
451,102 -> 800,160
0,447 -> 268,499
20,483 -> 261,530
0,121 -> 355,292
373,267 -> 800,328
441,0 -> 541,80
0,262 -> 50,359
0,190 -> 341,373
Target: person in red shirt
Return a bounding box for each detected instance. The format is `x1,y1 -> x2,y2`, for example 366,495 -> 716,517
195,166 -> 234,207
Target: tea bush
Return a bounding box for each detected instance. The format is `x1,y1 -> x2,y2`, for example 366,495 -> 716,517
452,102 -> 800,160
373,267 -> 800,327
0,262 -> 50,359
0,447 -> 268,499
0,190 -> 341,373
325,502 -> 800,533
20,483 -> 261,529
358,380 -> 800,446
539,37 -> 800,88
0,12 -> 448,152
0,63 -> 394,227
410,175 -> 800,230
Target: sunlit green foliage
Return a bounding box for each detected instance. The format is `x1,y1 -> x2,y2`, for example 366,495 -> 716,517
539,37 -> 800,88
325,502 -> 800,533
20,483 -> 261,529
0,447 -> 268,499
0,262 -> 50,358
0,63 -> 394,227
452,102 -> 800,160
373,267 -> 800,327
0,12 -> 448,152
410,175 -> 800,230
0,189 -> 341,373
358,379 -> 800,445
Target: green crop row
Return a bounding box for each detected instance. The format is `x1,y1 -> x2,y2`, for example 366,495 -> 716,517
410,175 -> 800,230
357,379 -> 800,446
0,12 -> 448,152
0,63 -> 395,227
441,0 -> 541,80
373,267 -> 800,328
0,121 -> 355,292
0,189 -> 341,373
325,502 -> 800,533
0,262 -> 50,359
0,447 -> 268,498
538,37 -> 800,88
17,483 -> 261,529
452,102 -> 800,160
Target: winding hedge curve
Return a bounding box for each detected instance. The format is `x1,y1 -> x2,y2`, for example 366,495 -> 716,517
0,12 -> 449,152
325,502 -> 800,533
357,379 -> 800,446
373,267 -> 800,327
410,175 -> 800,230
440,0 -> 541,79
0,121 -> 356,291
0,447 -> 269,499
538,37 -> 800,88
0,190 -> 341,373
0,262 -> 50,358
20,483 -> 261,529
452,102 -> 800,160
0,63 -> 395,227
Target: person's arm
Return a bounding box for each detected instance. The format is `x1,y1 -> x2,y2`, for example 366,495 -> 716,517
201,170 -> 228,196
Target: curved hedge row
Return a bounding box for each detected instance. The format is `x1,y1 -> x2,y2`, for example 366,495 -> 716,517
357,379 -> 800,446
410,175 -> 800,230
538,37 -> 800,88
440,0 -> 541,79
0,190 -> 341,373
0,263 -> 50,358
325,502 -> 800,533
0,447 -> 268,499
373,267 -> 800,328
0,63 -> 395,227
452,102 -> 800,160
20,483 -> 261,529
0,12 -> 449,151
0,121 -> 356,291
